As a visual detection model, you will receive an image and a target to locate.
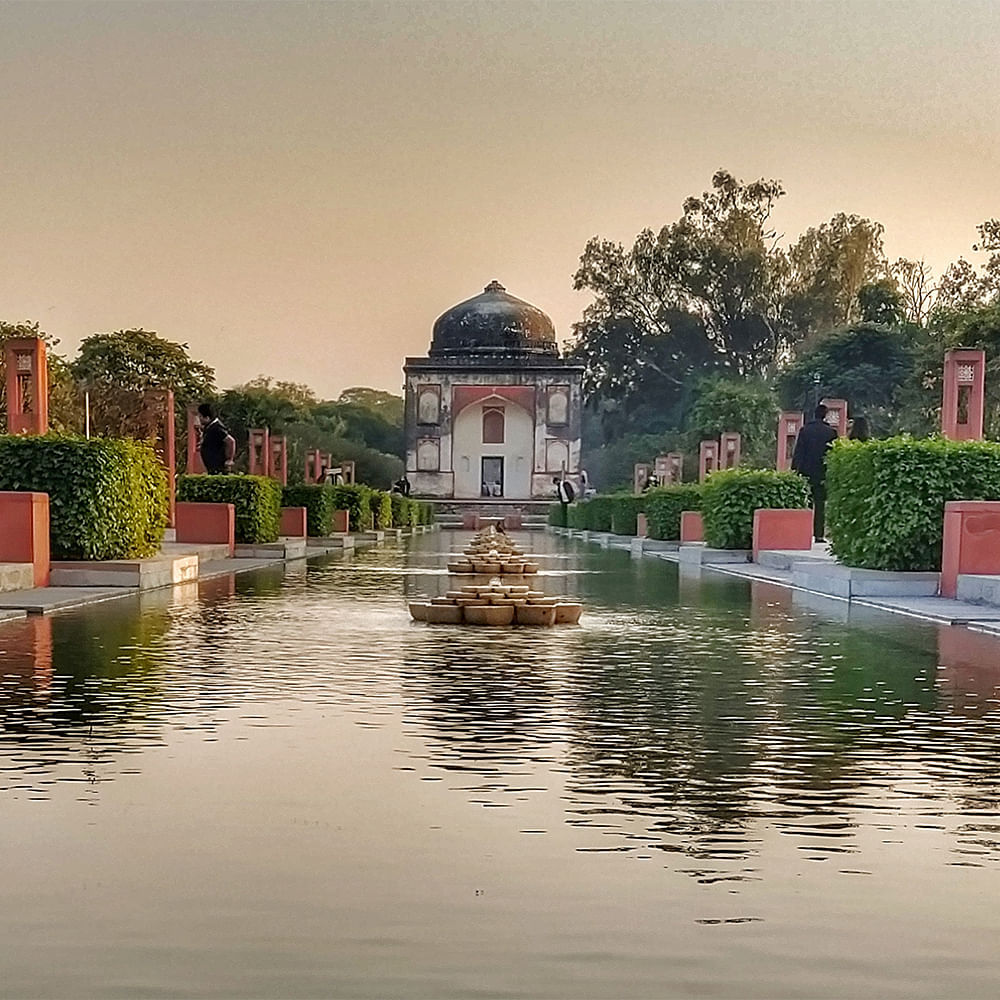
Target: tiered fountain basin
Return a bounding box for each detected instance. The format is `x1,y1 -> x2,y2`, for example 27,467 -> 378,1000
446,528 -> 539,575
409,582 -> 583,627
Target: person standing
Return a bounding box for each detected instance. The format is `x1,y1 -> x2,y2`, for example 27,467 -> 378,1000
848,415 -> 871,441
197,403 -> 236,475
553,475 -> 575,517
792,403 -> 838,542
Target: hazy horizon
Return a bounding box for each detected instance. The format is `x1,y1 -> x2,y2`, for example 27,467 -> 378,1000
1,0 -> 997,397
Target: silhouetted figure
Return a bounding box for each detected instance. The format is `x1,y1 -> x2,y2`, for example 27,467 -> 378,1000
553,475 -> 575,516
848,415 -> 871,441
197,403 -> 236,475
792,403 -> 838,542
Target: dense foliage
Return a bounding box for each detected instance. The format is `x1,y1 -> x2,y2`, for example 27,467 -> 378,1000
281,484 -> 337,537
0,435 -> 168,559
331,484 -> 372,532
700,468 -> 810,550
178,474 -> 282,544
610,494 -> 645,535
369,490 -> 393,530
826,437 -> 1000,572
644,484 -> 704,540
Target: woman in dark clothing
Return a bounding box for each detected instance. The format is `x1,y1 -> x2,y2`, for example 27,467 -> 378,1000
848,415 -> 871,441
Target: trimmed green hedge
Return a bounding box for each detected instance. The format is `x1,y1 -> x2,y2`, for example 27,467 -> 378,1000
645,484 -> 703,541
332,484 -> 372,532
701,468 -> 810,550
610,494 -> 645,535
548,502 -> 568,527
0,434 -> 168,560
178,474 -> 282,543
419,500 -> 435,525
369,489 -> 393,530
282,483 -> 336,537
827,437 -> 1000,571
390,493 -> 415,528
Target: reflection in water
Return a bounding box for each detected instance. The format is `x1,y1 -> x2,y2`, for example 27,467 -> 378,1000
2,533 -> 1000,996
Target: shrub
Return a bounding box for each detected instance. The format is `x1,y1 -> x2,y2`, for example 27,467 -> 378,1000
0,434 -> 168,560
610,494 -> 645,535
390,493 -> 416,528
583,495 -> 616,531
281,483 -> 336,537
412,500 -> 429,525
369,489 -> 393,530
178,474 -> 282,543
548,502 -> 568,527
332,483 -> 372,532
827,436 -> 1000,571
701,468 -> 810,550
566,502 -> 587,529
644,484 -> 703,540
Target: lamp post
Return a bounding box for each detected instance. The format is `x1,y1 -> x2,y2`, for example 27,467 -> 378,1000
811,371 -> 822,410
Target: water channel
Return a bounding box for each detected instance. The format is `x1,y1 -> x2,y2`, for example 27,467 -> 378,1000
2,531 -> 1000,998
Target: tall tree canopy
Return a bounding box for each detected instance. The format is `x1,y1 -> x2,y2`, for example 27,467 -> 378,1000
571,170 -> 893,454
72,329 -> 215,400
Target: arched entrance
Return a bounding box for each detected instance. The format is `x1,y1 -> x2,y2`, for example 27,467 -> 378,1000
451,396 -> 534,498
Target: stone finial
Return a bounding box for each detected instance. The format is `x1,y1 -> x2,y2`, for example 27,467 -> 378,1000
484,280 -> 506,293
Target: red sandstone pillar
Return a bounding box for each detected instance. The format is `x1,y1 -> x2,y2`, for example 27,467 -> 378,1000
3,338 -> 48,435
942,350 -> 986,441
777,411 -> 803,471
821,398 -> 849,437
269,435 -> 288,485
0,491 -> 50,587
698,441 -> 719,482
143,389 -> 175,526
665,453 -> 683,484
339,459 -> 354,484
633,463 -> 651,494
186,407 -> 206,474
248,428 -> 270,476
720,432 -> 741,469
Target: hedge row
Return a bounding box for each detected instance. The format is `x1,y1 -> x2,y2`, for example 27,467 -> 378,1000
827,437 -> 1000,572
0,434 -> 168,560
645,485 -> 702,541
701,468 -> 810,550
178,474 -> 283,543
280,483 -> 433,536
559,472 -> 807,548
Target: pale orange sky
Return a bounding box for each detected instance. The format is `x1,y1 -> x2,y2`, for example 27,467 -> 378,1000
1,1 -> 998,397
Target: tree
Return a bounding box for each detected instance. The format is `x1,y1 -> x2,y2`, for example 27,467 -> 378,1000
783,213 -> 889,334
337,387 -> 404,426
73,329 -> 215,399
776,322 -> 919,435
857,280 -> 904,326
685,376 -> 779,467
571,170 -> 791,438
893,258 -> 939,326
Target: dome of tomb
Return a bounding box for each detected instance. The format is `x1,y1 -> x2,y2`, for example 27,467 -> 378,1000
429,281 -> 559,358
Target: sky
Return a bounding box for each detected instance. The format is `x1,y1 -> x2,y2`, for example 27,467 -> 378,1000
1,0 -> 998,398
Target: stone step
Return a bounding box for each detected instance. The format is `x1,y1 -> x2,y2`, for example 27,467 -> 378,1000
791,563 -> 939,599
50,553 -> 200,589
161,541 -> 233,563
234,538 -> 308,560
0,563 -> 36,593
756,549 -> 832,572
955,574 -> 1000,607
677,544 -> 751,565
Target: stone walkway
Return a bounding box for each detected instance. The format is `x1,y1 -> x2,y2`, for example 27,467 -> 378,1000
552,527 -> 1000,638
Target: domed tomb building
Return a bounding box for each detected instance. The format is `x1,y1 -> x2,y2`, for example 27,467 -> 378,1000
403,281 -> 583,499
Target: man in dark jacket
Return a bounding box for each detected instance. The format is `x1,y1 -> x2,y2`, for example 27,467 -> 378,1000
792,404 -> 839,542
197,402 -> 236,475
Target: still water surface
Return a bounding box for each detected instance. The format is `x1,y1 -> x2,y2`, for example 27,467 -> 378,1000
2,532 -> 1000,998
